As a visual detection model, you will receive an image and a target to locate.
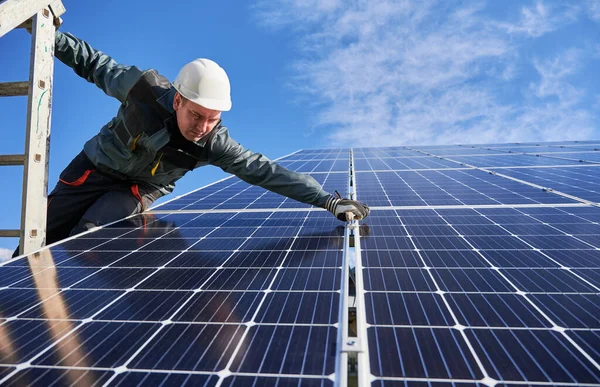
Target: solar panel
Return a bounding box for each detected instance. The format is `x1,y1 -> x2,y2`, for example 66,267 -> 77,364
1,141 -> 599,386
352,144 -> 600,386
1,210 -> 345,386
357,206 -> 600,386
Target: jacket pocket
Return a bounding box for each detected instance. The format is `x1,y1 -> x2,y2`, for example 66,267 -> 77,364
111,118 -> 137,149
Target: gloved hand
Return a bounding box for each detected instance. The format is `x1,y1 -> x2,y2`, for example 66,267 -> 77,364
324,191 -> 370,221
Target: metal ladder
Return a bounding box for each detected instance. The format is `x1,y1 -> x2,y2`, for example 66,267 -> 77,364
0,0 -> 65,256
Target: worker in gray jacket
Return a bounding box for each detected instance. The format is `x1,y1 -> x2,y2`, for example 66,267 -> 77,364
20,31 -> 369,253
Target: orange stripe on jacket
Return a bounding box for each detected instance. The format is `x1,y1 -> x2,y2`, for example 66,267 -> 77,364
59,170 -> 95,186
131,184 -> 145,211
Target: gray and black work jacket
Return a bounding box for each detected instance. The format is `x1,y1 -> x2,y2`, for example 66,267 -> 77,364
54,31 -> 330,207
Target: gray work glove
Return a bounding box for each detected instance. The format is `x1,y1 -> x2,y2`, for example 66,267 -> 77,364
324,191 -> 370,221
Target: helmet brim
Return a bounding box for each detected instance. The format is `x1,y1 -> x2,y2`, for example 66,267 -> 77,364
173,81 -> 231,112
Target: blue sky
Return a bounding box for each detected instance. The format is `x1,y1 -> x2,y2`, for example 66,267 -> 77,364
1,0 -> 599,255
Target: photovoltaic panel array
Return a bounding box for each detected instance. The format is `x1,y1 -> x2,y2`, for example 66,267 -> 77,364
360,207 -> 600,386
1,140 -> 599,386
353,141 -> 600,386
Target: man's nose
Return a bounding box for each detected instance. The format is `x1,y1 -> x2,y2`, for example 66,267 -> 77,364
197,119 -> 210,131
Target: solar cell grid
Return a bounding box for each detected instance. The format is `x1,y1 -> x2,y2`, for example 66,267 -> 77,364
0,210 -> 344,386
278,159 -> 350,172
353,148 -> 423,158
440,144 -> 600,166
358,207 -> 600,385
356,169 -> 578,207
493,166 -> 600,203
488,146 -> 584,153
556,144 -> 600,151
541,151 -> 600,163
466,140 -> 597,147
417,148 -> 510,156
444,154 -> 585,167
353,156 -> 463,171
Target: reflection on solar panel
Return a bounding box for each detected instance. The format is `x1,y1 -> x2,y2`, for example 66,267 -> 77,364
1,141 -> 599,386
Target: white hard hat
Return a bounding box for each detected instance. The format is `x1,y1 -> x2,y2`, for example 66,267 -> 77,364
172,58 -> 232,111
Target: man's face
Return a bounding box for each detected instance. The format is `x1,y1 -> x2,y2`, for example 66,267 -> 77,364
173,92 -> 222,142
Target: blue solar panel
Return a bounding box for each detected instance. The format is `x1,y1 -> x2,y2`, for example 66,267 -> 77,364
356,169 -> 578,206
278,158 -> 350,172
358,206 -> 600,385
462,140 -> 599,147
446,154 -> 585,167
353,156 -> 462,171
353,148 -> 423,158
2,142 -> 599,386
488,146 -> 585,153
0,210 -> 344,385
541,152 -> 600,163
556,144 -> 600,151
418,148 -> 509,155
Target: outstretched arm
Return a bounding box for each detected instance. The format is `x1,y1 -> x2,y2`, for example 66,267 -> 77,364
54,31 -> 143,102
208,127 -> 370,220
208,127 -> 330,207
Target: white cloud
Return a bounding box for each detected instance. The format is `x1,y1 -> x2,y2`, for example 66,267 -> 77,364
531,49 -> 583,102
254,0 -> 598,146
0,248 -> 13,261
499,1 -> 579,37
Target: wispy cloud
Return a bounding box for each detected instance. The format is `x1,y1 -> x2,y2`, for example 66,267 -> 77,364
531,49 -> 582,101
254,0 -> 598,146
0,248 -> 13,261
498,1 -> 579,37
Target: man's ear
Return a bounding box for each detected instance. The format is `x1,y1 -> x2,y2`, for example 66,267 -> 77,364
173,92 -> 181,110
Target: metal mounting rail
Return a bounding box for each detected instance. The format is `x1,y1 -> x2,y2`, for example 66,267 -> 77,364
341,149 -> 372,386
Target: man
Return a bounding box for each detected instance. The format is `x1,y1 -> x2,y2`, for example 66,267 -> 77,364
14,30 -> 369,256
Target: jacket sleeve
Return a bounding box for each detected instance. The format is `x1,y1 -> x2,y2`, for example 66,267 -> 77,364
54,31 -> 143,102
208,127 -> 331,208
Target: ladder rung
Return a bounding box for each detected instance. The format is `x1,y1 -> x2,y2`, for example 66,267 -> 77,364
0,230 -> 20,238
17,19 -> 32,31
0,81 -> 29,97
0,154 -> 26,166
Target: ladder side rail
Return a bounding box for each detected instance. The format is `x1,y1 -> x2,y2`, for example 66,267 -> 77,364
19,7 -> 55,255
